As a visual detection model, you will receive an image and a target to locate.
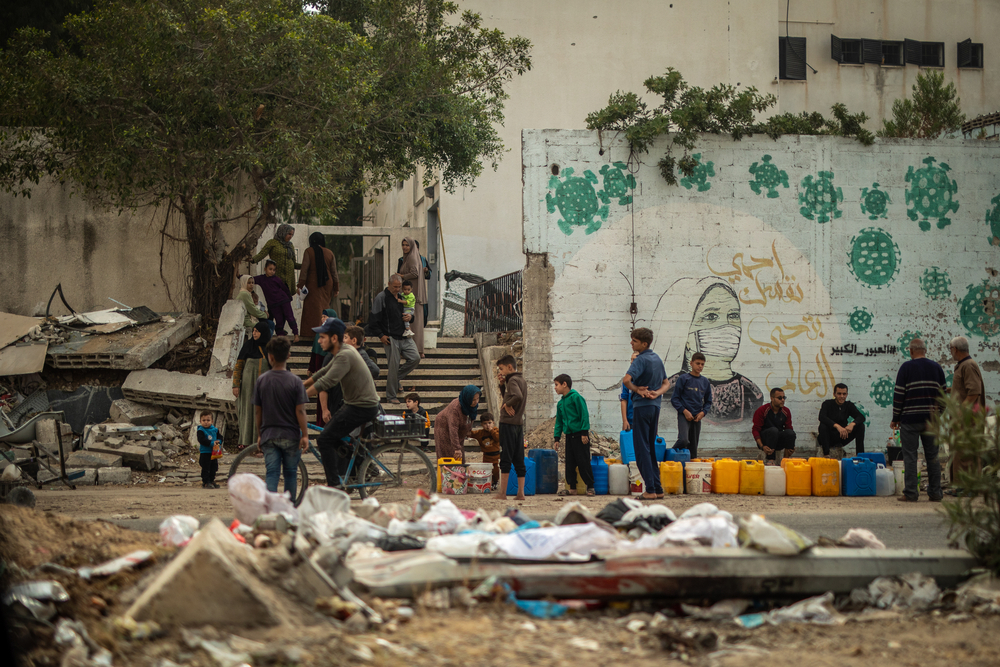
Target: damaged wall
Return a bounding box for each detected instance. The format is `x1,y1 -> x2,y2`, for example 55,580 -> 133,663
522,129 -> 1000,449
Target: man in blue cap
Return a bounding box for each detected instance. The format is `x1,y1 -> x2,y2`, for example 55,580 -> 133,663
303,317 -> 381,486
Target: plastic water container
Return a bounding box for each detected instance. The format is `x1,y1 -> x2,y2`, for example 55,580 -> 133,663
809,457 -> 840,496
685,461 -> 713,494
466,463 -> 493,494
527,449 -> 559,494
591,454 -> 609,495
437,457 -> 461,491
892,461 -> 905,495
654,436 -> 667,463
875,463 -> 895,496
712,459 -> 740,494
841,457 -> 876,496
438,462 -> 467,495
666,448 -> 691,475
765,466 -> 786,495
659,461 -> 684,495
857,452 -> 887,468
619,430 -> 635,464
609,463 -> 630,495
505,458 -> 536,496
739,460 -> 765,495
785,459 -> 812,495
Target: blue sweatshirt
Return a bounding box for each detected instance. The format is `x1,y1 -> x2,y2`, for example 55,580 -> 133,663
670,373 -> 713,415
197,424 -> 220,455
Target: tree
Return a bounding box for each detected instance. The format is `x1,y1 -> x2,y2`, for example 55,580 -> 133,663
878,70 -> 966,139
0,0 -> 531,319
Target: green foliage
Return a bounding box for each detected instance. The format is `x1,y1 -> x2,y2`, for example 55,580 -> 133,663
930,395 -> 1000,573
878,70 -> 966,139
0,0 -> 94,53
756,103 -> 875,146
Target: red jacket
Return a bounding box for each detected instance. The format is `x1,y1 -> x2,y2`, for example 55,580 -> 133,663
752,404 -> 793,441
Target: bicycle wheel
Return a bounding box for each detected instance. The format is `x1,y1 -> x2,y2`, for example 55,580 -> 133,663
226,444 -> 310,506
356,442 -> 436,501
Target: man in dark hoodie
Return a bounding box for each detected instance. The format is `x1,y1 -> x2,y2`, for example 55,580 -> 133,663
496,354 -> 527,500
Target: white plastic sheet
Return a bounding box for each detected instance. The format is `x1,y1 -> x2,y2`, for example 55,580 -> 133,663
491,523 -> 623,559
628,514 -> 739,549
298,485 -> 351,527
227,473 -> 299,525
425,533 -> 502,558
736,514 -> 814,555
159,515 -> 199,547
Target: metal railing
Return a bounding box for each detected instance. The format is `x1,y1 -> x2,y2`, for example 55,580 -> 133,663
464,270 -> 523,335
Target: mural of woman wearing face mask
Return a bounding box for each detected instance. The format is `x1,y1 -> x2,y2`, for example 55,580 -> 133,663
654,276 -> 764,424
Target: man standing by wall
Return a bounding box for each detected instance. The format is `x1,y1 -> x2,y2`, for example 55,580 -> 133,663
366,274 -> 420,404
891,338 -> 946,502
817,383 -> 866,457
752,388 -> 796,464
948,335 -> 986,483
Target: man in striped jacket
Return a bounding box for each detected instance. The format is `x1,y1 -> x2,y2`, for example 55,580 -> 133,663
890,338 -> 946,502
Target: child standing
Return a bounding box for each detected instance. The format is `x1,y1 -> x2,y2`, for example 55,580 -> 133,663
620,351 -> 639,431
405,392 -> 431,439
196,412 -> 221,489
496,354 -> 527,500
253,336 -> 310,495
254,260 -> 299,341
670,351 -> 713,459
470,412 -> 501,489
399,280 -> 416,337
553,374 -> 593,496
623,328 -> 670,500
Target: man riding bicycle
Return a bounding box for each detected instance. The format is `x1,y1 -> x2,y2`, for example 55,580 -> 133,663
303,318 -> 381,487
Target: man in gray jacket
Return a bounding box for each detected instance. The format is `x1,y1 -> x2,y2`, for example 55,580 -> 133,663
365,274 -> 420,404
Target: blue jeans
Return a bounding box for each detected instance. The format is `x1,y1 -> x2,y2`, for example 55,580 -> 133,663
262,439 -> 301,495
632,405 -> 662,493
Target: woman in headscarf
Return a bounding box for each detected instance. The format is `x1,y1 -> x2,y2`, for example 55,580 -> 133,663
398,237 -> 427,357
250,224 -> 298,298
434,385 -> 481,462
232,321 -> 272,450
235,275 -> 268,332
654,276 -> 763,426
297,232 -> 338,341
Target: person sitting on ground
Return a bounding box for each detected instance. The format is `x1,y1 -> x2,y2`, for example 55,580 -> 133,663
252,336 -> 309,496
434,385 -> 481,463
344,325 -> 379,381
553,374 -> 594,496
817,383 -> 866,458
670,351 -> 713,459
233,321 -> 271,450
236,275 -> 268,332
752,388 -> 796,464
253,260 -> 299,342
470,412 -> 501,489
405,392 -> 430,439
196,411 -> 222,489
398,280 -> 417,337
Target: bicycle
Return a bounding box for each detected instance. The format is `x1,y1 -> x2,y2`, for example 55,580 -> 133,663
227,421 -> 436,505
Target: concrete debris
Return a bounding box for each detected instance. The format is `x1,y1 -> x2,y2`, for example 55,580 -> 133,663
98,467 -> 133,485
110,399 -> 166,426
45,313 -> 200,370
123,369 -> 236,416
65,451 -> 123,469
87,444 -> 154,471
207,299 -> 246,380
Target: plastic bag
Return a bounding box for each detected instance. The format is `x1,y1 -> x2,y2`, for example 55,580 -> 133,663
629,514 -> 738,549
765,592 -> 845,625
211,439 -> 223,460
838,528 -> 886,549
737,514 -> 814,555
159,515 -> 199,547
426,533 -> 501,558
415,498 -> 466,535
228,473 -> 268,525
492,523 -> 622,559
298,485 -> 351,527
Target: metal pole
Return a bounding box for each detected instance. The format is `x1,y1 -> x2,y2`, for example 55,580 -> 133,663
54,415 -> 75,490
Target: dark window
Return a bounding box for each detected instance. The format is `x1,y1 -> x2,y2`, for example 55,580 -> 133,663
780,36 -> 807,80
832,35 -> 896,65
882,41 -> 904,66
958,39 -> 984,68
921,42 -> 944,67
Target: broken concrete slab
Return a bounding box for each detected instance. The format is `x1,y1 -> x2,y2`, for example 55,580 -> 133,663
45,314 -> 201,370
0,340 -> 48,376
123,369 -> 236,417
98,467 -> 132,485
35,418 -> 73,447
126,519 -> 281,628
86,444 -> 154,471
109,399 -> 166,426
65,451 -> 123,469
47,386 -> 124,434
0,311 -> 42,349
38,468 -> 97,486
207,300 -> 246,380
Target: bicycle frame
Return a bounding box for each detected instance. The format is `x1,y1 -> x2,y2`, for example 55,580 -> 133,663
305,425 -> 411,493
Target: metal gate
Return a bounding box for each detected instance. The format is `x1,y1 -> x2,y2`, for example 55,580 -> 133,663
464,270 -> 523,335
351,249 -> 383,325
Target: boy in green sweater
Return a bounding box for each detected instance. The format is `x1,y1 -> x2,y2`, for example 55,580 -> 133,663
553,374 -> 593,496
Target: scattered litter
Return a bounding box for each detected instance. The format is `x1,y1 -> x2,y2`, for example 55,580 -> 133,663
112,616 -> 163,640
228,473 -> 298,525
78,550 -> 153,580
835,528 -> 886,550
3,580 -> 69,621
736,591 -> 845,627
491,522 -> 622,559
681,599 -> 751,620
850,572 -> 941,610
736,514 -> 814,555
159,515 -> 199,547
567,637 -> 599,652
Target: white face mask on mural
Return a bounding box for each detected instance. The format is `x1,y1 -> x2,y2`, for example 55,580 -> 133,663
696,324 -> 741,361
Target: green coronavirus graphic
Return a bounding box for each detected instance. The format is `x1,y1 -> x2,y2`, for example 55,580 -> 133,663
987,194 -> 1000,245
897,330 -> 922,359
919,267 -> 952,300
848,227 -> 900,288
959,280 -> 1000,339
871,376 -> 895,408
799,171 -> 843,223
905,156 -> 959,231
545,167 -> 609,235
680,153 -> 715,192
748,154 -> 789,198
599,162 -> 636,205
945,369 -> 955,388
853,403 -> 871,428
848,307 -> 874,333
860,182 -> 891,220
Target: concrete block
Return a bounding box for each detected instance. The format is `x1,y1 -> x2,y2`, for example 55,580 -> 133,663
126,519 -> 281,628
123,369 -> 236,417
87,444 -> 154,471
109,399 -> 166,426
151,451 -> 166,467
98,467 -> 132,485
35,418 -> 58,447
65,451 -> 123,469
103,437 -> 125,449
208,300 -> 246,380
38,468 -> 96,485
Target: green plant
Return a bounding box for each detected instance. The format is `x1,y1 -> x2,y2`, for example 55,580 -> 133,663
878,70 -> 966,139
756,103 -> 874,146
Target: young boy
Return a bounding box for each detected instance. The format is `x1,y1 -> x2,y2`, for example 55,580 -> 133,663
196,412 -> 221,489
623,328 -> 670,500
398,280 -> 416,337
470,412 -> 501,489
405,392 -> 431,439
620,351 -> 639,432
553,374 -> 593,496
252,336 -> 310,495
345,325 -> 380,381
254,260 -> 299,341
496,354 -> 527,500
670,351 -> 713,459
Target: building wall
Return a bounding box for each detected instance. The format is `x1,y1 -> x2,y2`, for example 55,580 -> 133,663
522,129 -> 1000,450
368,0 -> 1000,286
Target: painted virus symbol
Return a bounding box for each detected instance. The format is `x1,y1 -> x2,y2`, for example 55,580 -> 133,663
679,153 -> 715,192
870,376 -> 896,408
599,162 -> 636,205
546,167 -> 609,236
905,156 -> 959,231
799,171 -> 843,223
748,154 -> 789,198
897,330 -> 922,359
919,267 -> 952,300
848,307 -> 874,334
860,182 -> 891,220
945,369 -> 955,388
853,403 -> 871,428
849,227 -> 900,288
959,280 -> 1000,339
987,193 -> 1000,246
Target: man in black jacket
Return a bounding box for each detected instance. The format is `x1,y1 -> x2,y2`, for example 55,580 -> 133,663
817,383 -> 866,457
365,274 -> 419,403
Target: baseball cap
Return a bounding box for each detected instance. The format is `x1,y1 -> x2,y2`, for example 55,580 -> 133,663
312,317 -> 346,338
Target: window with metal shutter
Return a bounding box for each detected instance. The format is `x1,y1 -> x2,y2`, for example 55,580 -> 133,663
958,39 -> 983,68
831,34 -> 843,63
863,39 -> 883,64
904,38 -> 922,65
780,37 -> 807,80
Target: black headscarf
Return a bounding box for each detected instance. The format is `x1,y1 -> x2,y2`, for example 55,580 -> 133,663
238,321 -> 272,361
309,232 -> 329,288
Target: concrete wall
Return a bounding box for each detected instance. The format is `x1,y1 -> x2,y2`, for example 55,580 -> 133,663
522,129 -> 1000,450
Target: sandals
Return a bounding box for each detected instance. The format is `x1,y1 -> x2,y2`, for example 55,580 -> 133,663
557,489 -> 577,496
639,493 -> 659,501
586,489 -> 596,496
